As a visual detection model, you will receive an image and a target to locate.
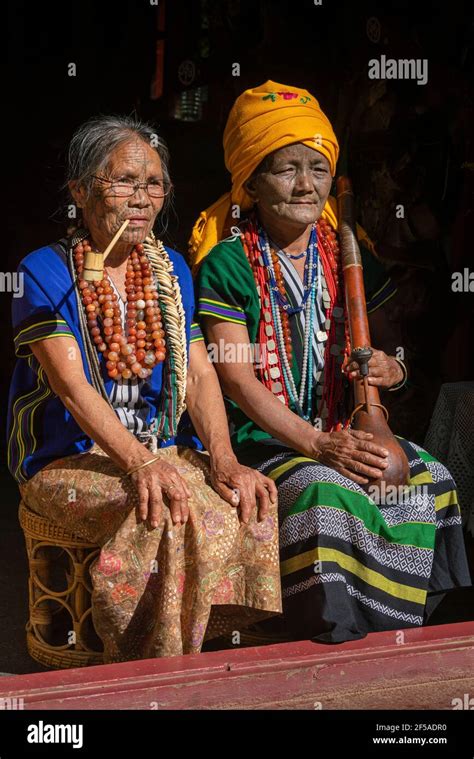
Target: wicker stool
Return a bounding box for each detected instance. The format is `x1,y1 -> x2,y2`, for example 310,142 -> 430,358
18,500 -> 104,669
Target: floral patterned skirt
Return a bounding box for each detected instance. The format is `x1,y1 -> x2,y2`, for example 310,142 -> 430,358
19,443 -> 282,663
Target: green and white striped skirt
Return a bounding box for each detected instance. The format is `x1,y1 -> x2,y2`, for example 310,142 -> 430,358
242,437 -> 471,642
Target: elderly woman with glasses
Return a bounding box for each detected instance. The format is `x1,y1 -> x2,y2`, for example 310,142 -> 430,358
7,115 -> 281,663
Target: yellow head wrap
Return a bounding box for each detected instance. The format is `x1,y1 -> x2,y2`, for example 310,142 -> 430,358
189,80 -> 375,268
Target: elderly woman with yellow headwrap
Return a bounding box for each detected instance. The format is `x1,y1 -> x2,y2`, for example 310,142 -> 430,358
191,81 -> 470,644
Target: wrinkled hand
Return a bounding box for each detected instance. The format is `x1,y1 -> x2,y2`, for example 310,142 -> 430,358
314,429 -> 389,485
210,454 -> 278,523
346,349 -> 403,390
130,459 -> 192,528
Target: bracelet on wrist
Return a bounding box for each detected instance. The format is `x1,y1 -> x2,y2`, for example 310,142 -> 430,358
388,357 -> 408,392
125,457 -> 159,477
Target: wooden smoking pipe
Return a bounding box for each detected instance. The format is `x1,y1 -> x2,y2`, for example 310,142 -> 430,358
336,176 -> 409,490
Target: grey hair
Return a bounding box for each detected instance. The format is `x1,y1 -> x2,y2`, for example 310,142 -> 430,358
66,114 -> 175,235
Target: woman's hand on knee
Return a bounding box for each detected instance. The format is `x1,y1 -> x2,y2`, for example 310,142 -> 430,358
210,455 -> 278,524
131,460 -> 192,528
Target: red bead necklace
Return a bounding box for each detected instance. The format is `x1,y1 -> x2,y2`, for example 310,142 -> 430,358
73,239 -> 166,381
317,216 -> 341,290
316,216 -> 352,431
242,213 -> 351,430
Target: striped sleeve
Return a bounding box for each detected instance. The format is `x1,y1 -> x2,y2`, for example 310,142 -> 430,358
195,239 -> 256,327
190,321 -> 205,343
197,298 -> 247,325
12,265 -> 75,358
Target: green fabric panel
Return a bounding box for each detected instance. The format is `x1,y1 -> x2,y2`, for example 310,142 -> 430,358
281,479 -> 436,550
417,449 -> 439,464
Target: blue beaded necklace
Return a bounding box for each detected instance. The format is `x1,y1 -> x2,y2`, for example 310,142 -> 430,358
258,224 -> 319,420
260,225 -> 318,316
274,249 -> 307,260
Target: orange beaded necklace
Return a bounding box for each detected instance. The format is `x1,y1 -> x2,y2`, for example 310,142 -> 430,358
73,238 -> 167,381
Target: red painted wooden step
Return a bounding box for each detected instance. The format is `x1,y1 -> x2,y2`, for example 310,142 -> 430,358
0,622 -> 472,710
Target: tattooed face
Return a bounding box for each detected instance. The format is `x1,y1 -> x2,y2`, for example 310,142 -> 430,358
244,143 -> 332,231
69,138 -> 167,256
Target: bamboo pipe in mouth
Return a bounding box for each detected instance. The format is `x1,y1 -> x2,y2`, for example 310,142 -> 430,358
82,219 -> 131,281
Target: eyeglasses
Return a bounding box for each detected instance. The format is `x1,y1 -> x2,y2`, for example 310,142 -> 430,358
91,175 -> 171,199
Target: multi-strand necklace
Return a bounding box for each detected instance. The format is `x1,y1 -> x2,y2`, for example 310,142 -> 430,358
241,212 -> 351,431
73,238 -> 167,381
258,225 -> 318,420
